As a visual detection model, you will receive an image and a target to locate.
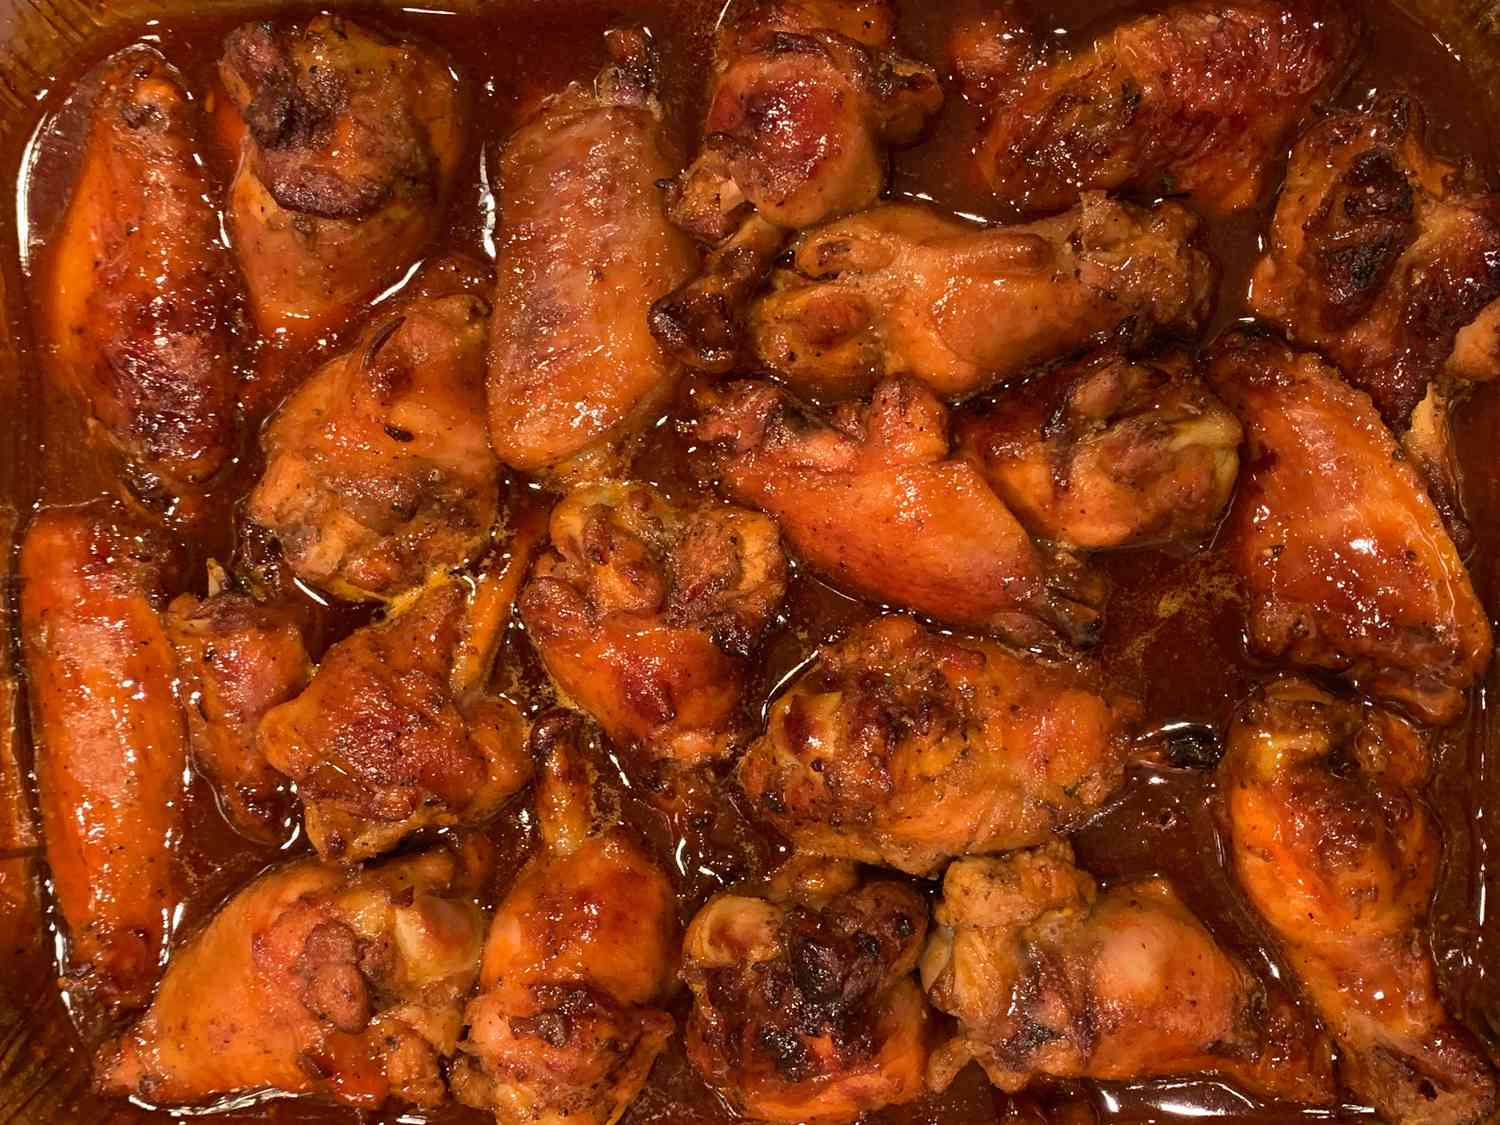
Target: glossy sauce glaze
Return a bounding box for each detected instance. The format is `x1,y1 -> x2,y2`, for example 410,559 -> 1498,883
2,1 -> 1499,1123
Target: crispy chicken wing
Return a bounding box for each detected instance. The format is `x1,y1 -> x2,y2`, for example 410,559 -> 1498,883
1222,679 -> 1497,1125
748,196 -> 1214,400
920,843 -> 1336,1104
736,615 -> 1136,875
219,15 -> 464,347
956,348 -> 1241,550
19,503 -> 187,1013
682,857 -> 930,1124
953,0 -> 1353,217
519,482 -> 786,769
97,843 -> 489,1110
696,377 -> 1105,646
1207,334 -> 1491,724
45,48 -> 243,508
452,717 -> 677,1125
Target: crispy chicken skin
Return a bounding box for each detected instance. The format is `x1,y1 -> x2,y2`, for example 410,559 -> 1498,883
1207,334 -> 1492,724
247,279 -> 497,603
19,503 -> 188,1013
45,48 -> 243,505
736,615 -> 1136,875
519,483 -> 787,769
453,717 -> 677,1125
97,843 -> 490,1110
748,196 -> 1215,401
488,34 -> 697,477
1222,679 -> 1498,1125
920,843 -> 1336,1104
956,349 -> 1242,550
953,0 -> 1353,217
681,857 -> 931,1124
219,15 -> 464,347
696,377 -> 1105,646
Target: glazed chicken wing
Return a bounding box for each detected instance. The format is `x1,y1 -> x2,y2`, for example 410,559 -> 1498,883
19,503 -> 188,1012
953,0 -> 1353,217
682,857 -> 931,1124
219,15 -> 464,347
452,717 -> 677,1125
1222,680 -> 1497,1125
696,377 -> 1105,646
45,48 -> 243,509
956,348 -> 1241,550
97,843 -> 490,1110
519,482 -> 787,770
920,843 -> 1336,1104
1207,334 -> 1491,724
748,196 -> 1214,400
736,615 -> 1137,875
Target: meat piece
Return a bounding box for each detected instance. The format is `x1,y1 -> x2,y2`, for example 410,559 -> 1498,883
452,717 -> 676,1125
920,842 -> 1336,1104
488,32 -> 697,477
736,615 -> 1136,875
748,196 -> 1214,400
44,48 -> 243,509
1207,334 -> 1492,724
247,277 -> 498,603
956,348 -> 1241,550
219,15 -> 464,347
696,377 -> 1105,647
97,843 -> 490,1110
682,857 -> 931,1124
19,503 -> 188,1013
954,0 -> 1354,216
1222,679 -> 1498,1125
519,482 -> 787,769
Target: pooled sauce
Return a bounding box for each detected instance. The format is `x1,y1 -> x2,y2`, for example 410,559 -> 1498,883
2,1 -> 1499,1123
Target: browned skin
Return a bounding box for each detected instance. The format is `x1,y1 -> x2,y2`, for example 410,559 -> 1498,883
920,842 -> 1337,1105
696,377 -> 1105,647
1207,334 -> 1492,724
953,0 -> 1354,217
452,718 -> 677,1125
956,348 -> 1242,550
219,15 -> 464,348
682,857 -> 931,1124
19,503 -> 187,1013
736,615 -> 1136,876
519,482 -> 787,771
45,48 -> 243,510
488,33 -> 697,477
1222,680 -> 1498,1125
164,587 -> 311,844
97,844 -> 491,1111
748,196 -> 1215,401
247,277 -> 498,603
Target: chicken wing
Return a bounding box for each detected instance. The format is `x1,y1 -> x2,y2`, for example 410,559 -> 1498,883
682,856 -> 930,1124
920,842 -> 1336,1104
97,843 -> 490,1110
488,31 -> 697,477
736,615 -> 1136,875
955,348 -> 1241,550
219,15 -> 464,347
519,482 -> 787,770
1221,679 -> 1497,1125
452,716 -> 676,1125
44,48 -> 243,509
695,377 -> 1105,646
953,0 -> 1354,217
747,196 -> 1214,400
19,503 -> 187,1013
1207,334 -> 1491,724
